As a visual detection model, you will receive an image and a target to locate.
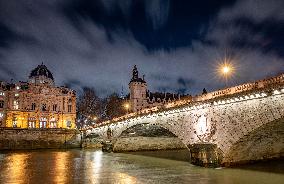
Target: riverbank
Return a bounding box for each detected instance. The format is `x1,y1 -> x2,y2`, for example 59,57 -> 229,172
0,128 -> 81,150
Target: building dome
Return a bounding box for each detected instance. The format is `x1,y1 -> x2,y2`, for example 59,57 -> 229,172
29,63 -> 54,85
29,64 -> 54,80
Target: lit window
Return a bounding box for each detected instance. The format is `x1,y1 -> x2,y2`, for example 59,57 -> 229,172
28,117 -> 36,128
66,120 -> 72,128
0,92 -> 4,96
16,86 -> 20,90
0,112 -> 3,118
50,120 -> 57,128
39,117 -> 47,128
15,93 -> 19,97
12,117 -> 17,128
13,101 -> 19,109
28,122 -> 36,128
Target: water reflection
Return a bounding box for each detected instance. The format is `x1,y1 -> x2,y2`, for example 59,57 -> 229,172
0,149 -> 283,184
3,153 -> 29,184
53,152 -> 69,183
85,151 -> 103,184
114,172 -> 137,184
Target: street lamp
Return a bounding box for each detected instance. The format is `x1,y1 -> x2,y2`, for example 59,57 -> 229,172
124,103 -> 130,114
217,61 -> 234,86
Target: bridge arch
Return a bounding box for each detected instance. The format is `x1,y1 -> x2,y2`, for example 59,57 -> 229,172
110,120 -> 189,152
222,117 -> 284,165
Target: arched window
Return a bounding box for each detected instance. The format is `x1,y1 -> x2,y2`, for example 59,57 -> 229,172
41,104 -> 47,111
67,99 -> 72,112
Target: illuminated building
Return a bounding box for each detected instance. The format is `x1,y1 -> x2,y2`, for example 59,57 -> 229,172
0,64 -> 76,129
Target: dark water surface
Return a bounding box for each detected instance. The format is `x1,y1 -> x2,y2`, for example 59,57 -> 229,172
0,149 -> 283,184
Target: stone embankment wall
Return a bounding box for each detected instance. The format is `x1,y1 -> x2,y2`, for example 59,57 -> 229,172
113,137 -> 186,152
0,128 -> 81,150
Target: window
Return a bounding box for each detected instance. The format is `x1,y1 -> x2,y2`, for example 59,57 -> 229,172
67,99 -> 72,112
28,117 -> 36,128
41,104 -> 47,111
0,100 -> 4,108
31,103 -> 36,110
39,117 -> 47,128
13,101 -> 19,110
16,86 -> 20,90
28,122 -> 36,128
66,120 -> 72,128
0,92 -> 4,96
50,118 -> 57,128
0,112 -> 3,118
12,117 -> 17,128
52,104 -> 57,111
68,105 -> 72,112
15,93 -> 19,97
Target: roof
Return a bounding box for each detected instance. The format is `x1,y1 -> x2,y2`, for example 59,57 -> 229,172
29,64 -> 54,80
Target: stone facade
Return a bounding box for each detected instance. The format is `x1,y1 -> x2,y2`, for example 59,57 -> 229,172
89,73 -> 284,166
0,64 -> 76,129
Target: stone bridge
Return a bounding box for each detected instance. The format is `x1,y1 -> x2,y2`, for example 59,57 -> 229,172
87,74 -> 284,167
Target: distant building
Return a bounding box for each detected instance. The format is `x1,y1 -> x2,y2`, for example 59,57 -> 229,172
129,65 -> 188,112
0,64 -> 76,129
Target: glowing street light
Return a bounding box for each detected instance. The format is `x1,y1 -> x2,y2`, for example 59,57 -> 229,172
124,103 -> 130,114
222,65 -> 231,74
217,61 -> 235,86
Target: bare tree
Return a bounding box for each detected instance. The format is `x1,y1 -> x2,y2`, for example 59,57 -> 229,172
76,87 -> 102,128
104,93 -> 127,120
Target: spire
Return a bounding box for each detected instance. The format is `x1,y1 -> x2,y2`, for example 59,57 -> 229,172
120,86 -> 125,99
132,65 -> 138,80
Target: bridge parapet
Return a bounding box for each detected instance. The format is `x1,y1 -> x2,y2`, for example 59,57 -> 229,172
92,73 -> 284,128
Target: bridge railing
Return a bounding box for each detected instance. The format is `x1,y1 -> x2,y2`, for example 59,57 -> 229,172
93,73 -> 284,128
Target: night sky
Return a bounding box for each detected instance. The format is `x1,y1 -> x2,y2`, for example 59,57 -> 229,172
0,0 -> 283,96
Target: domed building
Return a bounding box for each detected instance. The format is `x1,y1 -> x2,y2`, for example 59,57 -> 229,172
29,63 -> 55,86
0,64 -> 76,129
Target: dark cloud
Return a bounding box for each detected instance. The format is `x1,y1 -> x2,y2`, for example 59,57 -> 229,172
0,0 -> 283,97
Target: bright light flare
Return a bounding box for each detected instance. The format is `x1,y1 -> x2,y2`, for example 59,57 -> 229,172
124,103 -> 130,109
222,66 -> 231,74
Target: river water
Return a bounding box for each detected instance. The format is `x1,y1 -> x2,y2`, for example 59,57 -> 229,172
0,149 -> 283,184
